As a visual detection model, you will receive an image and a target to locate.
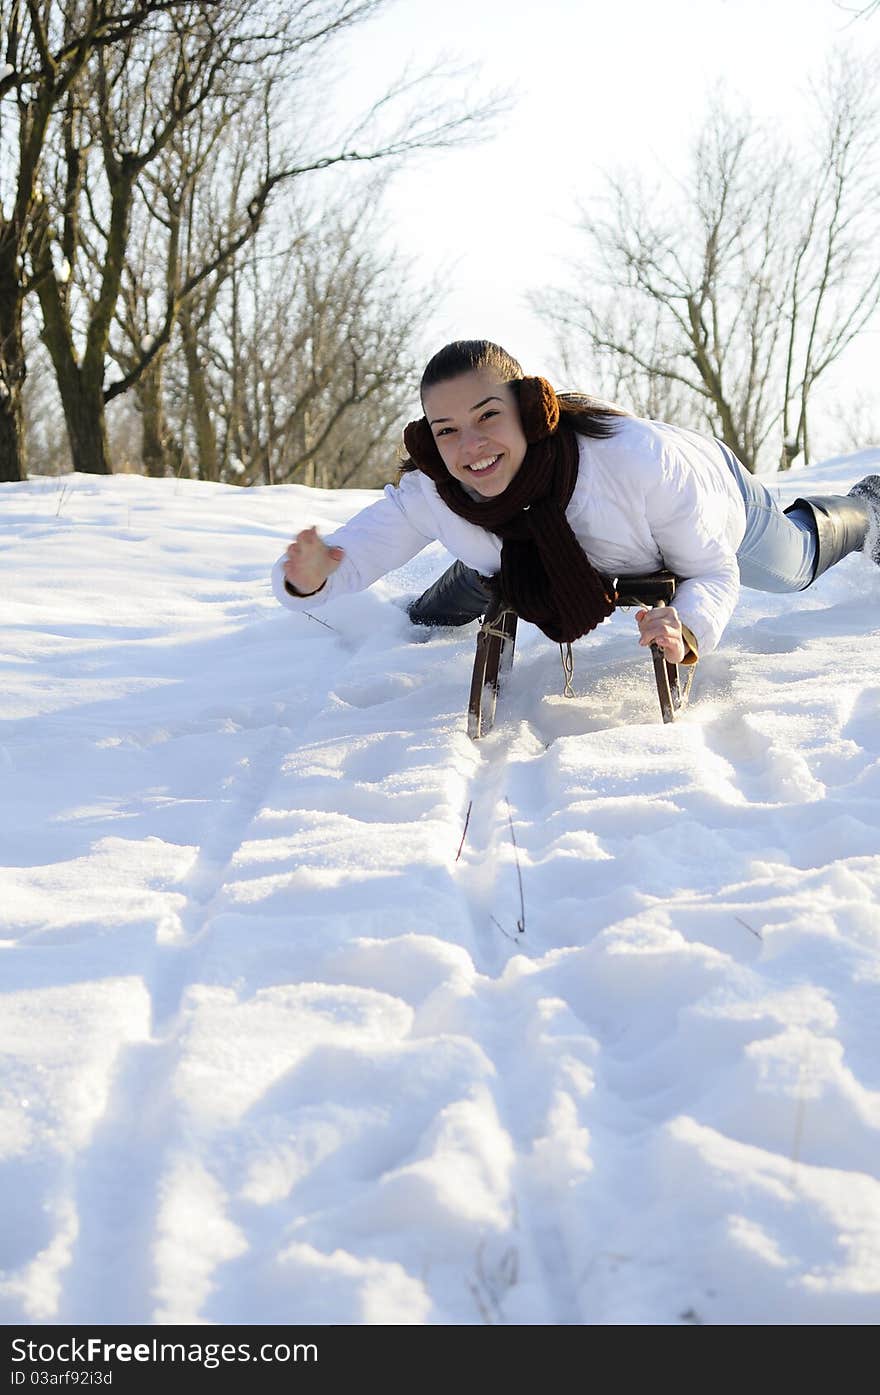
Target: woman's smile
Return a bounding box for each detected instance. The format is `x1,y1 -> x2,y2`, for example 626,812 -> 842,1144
465,452 -> 502,475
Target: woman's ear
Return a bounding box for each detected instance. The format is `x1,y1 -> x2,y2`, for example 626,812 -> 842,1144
403,416 -> 444,471
515,377 -> 560,442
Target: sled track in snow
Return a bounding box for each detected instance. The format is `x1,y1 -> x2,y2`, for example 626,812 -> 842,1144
52,622 -> 376,1324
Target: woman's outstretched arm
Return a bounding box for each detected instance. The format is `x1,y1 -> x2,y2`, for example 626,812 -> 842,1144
271,476 -> 439,613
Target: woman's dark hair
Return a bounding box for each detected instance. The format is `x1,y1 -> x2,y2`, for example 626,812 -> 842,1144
419,340 -> 525,398
400,339 -> 628,473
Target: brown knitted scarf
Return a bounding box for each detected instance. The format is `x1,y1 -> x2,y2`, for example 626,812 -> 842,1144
403,377 -> 615,644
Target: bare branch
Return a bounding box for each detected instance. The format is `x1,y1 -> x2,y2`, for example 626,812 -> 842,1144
535,62 -> 880,471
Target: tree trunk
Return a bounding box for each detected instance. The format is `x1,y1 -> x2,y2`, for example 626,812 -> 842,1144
137,355 -> 169,477
0,259 -> 26,482
61,373 -> 112,474
43,341 -> 112,474
778,439 -> 798,471
37,270 -> 112,474
0,393 -> 25,482
180,308 -> 218,481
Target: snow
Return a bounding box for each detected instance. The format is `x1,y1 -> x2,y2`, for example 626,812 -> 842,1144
1,453 -> 879,1327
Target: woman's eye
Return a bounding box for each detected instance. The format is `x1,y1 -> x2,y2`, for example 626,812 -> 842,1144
434,427 -> 454,437
480,410 -> 499,422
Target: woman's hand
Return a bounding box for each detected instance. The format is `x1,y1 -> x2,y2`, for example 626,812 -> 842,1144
635,604 -> 686,664
283,526 -> 344,596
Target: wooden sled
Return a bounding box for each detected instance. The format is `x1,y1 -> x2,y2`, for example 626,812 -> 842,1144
467,571 -> 694,740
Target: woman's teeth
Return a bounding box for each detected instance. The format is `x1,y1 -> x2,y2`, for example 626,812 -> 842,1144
468,455 -> 500,473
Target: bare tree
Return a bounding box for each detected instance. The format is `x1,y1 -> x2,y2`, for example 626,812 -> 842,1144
4,0 -> 501,479
108,93 -> 240,476
778,52 -> 880,466
539,53 -> 880,472
159,183 -> 428,488
31,1 -> 344,475
0,0 -> 186,482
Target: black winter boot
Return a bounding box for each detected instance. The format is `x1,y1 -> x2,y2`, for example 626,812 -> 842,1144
784,492 -> 871,584
847,476 -> 880,566
407,561 -> 493,627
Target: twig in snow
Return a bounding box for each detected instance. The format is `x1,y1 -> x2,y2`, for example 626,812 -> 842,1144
466,1277 -> 495,1326
490,914 -> 520,943
303,610 -> 340,634
491,797 -> 526,938
735,915 -> 763,941
455,800 -> 473,862
506,797 -> 526,935
467,1239 -> 519,1325
55,482 -> 71,517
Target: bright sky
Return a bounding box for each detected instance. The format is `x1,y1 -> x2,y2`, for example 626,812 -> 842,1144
328,0 -> 876,428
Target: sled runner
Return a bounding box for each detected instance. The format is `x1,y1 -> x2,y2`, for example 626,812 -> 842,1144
467,571 -> 693,739
467,603 -> 519,739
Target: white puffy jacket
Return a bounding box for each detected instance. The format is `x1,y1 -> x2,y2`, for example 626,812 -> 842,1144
272,416 -> 749,655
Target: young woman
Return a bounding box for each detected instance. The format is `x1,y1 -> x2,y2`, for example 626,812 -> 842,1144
273,340 -> 879,667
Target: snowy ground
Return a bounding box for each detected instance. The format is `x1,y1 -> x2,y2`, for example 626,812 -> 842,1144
2,451 -> 880,1326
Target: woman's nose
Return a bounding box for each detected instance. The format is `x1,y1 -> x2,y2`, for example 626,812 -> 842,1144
459,425 -> 487,453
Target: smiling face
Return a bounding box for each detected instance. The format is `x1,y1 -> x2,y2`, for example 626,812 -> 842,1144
421,368 -> 528,498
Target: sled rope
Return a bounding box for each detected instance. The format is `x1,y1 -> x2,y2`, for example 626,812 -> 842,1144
559,642 -> 575,698
480,611 -> 518,642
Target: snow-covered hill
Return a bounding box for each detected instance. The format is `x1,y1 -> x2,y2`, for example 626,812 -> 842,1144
2,453 -> 879,1325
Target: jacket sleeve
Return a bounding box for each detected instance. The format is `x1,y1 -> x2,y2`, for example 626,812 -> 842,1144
643,446 -> 741,655
271,478 -> 438,613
